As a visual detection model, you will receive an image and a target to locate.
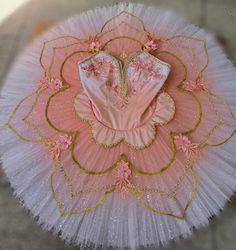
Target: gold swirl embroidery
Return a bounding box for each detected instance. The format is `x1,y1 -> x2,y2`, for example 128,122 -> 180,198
128,157 -> 194,199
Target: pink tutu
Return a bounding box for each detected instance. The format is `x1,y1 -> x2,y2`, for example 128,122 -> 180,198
1,3 -> 236,249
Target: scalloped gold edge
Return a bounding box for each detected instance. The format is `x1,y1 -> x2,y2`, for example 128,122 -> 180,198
73,89 -> 175,150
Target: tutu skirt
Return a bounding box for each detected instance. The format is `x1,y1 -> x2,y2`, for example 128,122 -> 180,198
1,3 -> 236,249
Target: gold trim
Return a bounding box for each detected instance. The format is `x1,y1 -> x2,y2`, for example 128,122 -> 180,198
130,158 -> 194,199
201,90 -> 236,148
50,162 -> 115,216
99,11 -> 150,34
39,35 -> 86,77
54,161 -> 114,197
6,88 -> 44,143
155,51 -> 203,135
96,20 -> 150,40
165,35 -> 209,77
130,166 -> 197,219
101,36 -> 145,50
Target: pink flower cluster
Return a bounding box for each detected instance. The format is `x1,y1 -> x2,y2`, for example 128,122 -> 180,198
47,135 -> 72,160
182,76 -> 206,92
39,77 -> 63,90
87,36 -> 101,52
106,79 -> 139,110
113,160 -> 132,198
131,57 -> 164,79
144,35 -> 161,51
174,135 -> 200,159
82,58 -> 114,78
113,96 -> 129,110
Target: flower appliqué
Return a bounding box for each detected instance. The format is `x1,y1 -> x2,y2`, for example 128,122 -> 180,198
39,77 -> 63,90
46,135 -> 72,160
182,76 -> 206,92
144,35 -> 162,51
131,57 -> 165,80
174,135 -> 200,159
113,160 -> 132,198
81,57 -> 114,78
106,78 -> 139,110
86,36 -> 101,53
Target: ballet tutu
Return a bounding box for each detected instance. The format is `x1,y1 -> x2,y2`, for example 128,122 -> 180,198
1,3 -> 236,249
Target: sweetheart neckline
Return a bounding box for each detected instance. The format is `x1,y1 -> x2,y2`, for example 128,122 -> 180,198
78,50 -> 171,69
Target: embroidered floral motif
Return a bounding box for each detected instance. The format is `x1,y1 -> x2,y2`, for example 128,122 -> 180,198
174,135 -> 200,159
113,160 -> 132,198
46,135 -> 72,160
39,77 -> 63,90
144,35 -> 162,51
82,58 -> 114,78
131,57 -> 165,79
113,96 -> 129,110
87,36 -> 101,52
182,76 -> 206,92
105,78 -> 139,110
126,79 -> 139,97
